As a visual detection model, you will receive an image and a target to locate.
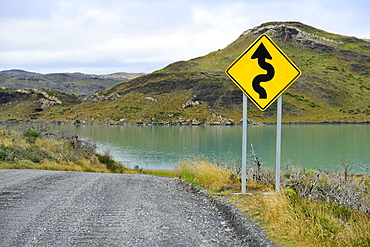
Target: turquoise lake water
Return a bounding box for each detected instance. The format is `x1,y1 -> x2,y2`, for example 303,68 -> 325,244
49,124 -> 369,173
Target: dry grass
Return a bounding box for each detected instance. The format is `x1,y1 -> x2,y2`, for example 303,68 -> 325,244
175,156 -> 232,191
231,188 -> 370,247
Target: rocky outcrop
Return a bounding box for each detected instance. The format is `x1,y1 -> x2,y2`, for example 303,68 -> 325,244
182,100 -> 200,109
84,93 -> 122,102
37,98 -> 60,110
246,120 -> 264,125
191,119 -> 201,125
0,89 -> 62,111
16,89 -> 62,110
24,89 -> 61,103
145,97 -> 158,102
243,23 -> 344,47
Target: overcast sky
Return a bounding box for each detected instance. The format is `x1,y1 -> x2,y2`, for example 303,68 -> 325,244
0,0 -> 369,75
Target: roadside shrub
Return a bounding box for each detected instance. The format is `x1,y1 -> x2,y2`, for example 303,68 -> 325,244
0,150 -> 10,161
60,134 -> 97,161
282,166 -> 370,215
133,165 -> 143,173
249,144 -> 275,185
23,129 -> 41,144
0,144 -> 15,162
96,150 -> 125,173
248,148 -> 370,215
23,129 -> 41,138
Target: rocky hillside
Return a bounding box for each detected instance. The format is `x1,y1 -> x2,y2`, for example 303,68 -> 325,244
0,22 -> 369,124
0,70 -> 144,96
0,88 -> 82,122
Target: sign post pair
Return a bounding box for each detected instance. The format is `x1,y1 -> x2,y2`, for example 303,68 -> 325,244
225,34 -> 301,193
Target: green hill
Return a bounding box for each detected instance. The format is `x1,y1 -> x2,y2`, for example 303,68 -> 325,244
0,22 -> 369,124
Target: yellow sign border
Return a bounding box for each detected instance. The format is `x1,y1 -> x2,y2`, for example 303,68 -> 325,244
225,34 -> 301,111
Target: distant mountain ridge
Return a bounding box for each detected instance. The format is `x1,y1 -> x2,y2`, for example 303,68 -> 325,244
0,69 -> 38,75
0,69 -> 145,96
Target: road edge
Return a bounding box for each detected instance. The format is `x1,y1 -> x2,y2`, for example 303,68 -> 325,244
171,178 -> 277,247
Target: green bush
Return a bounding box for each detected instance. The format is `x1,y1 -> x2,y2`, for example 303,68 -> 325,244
97,150 -> 124,173
23,129 -> 41,144
23,129 -> 41,138
0,150 -> 8,161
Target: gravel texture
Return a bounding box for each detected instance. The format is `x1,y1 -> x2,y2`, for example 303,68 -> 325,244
0,170 -> 275,246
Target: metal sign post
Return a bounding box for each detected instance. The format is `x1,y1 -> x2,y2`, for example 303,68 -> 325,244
241,94 -> 248,194
275,95 -> 282,192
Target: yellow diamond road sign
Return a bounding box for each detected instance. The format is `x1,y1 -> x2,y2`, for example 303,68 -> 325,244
226,34 -> 301,111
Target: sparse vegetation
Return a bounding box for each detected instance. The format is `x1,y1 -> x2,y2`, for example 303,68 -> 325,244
175,154 -> 370,247
0,125 -> 127,173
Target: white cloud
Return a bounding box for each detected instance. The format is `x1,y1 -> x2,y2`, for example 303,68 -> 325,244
0,0 -> 369,74
0,1 -> 252,73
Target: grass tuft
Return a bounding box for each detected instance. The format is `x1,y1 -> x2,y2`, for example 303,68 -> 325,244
175,156 -> 232,191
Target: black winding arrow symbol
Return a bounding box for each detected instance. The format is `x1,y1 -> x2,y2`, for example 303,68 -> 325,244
251,43 -> 274,99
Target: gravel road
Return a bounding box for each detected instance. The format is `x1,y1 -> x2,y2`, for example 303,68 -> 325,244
0,169 -> 274,246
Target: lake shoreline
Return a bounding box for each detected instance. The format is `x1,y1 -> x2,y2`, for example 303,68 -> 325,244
1,120 -> 370,126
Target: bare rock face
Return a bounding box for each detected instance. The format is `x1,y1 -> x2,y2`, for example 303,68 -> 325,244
106,93 -> 122,101
14,89 -> 62,110
191,119 -> 201,125
84,93 -> 106,102
242,23 -> 344,50
38,98 -> 59,110
145,97 -> 158,102
84,93 -> 122,102
182,100 -> 200,109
